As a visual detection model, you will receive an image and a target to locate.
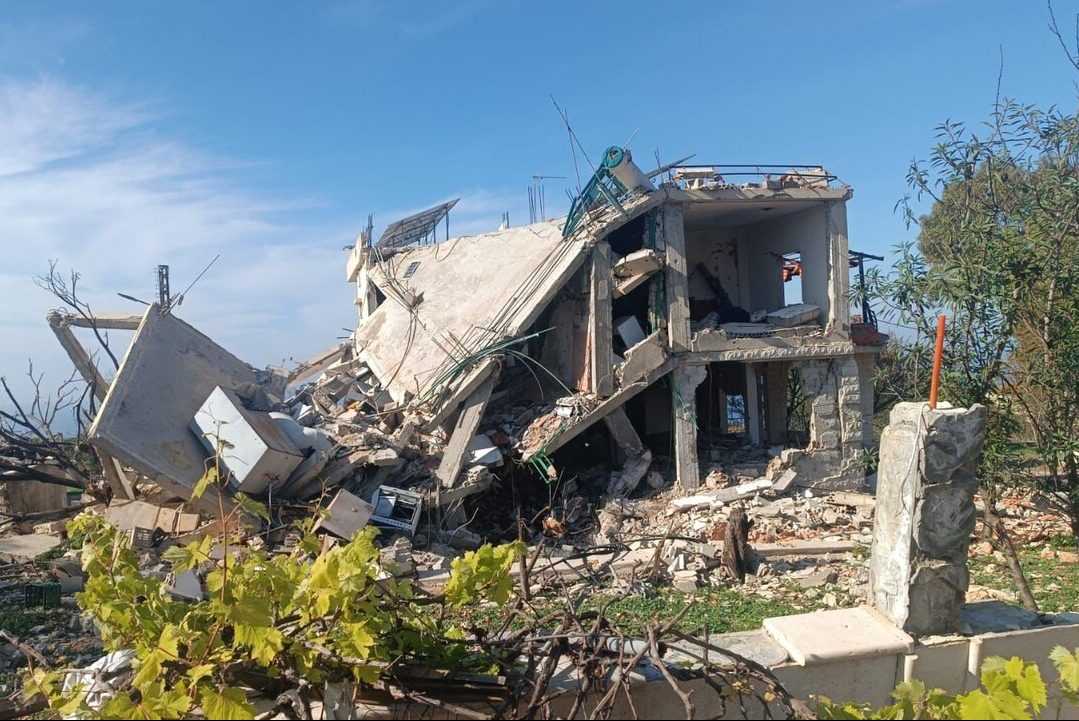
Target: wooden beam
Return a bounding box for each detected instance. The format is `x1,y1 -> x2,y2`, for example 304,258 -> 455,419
435,371 -> 497,489
663,205 -> 691,351
672,363 -> 706,491
589,242 -> 614,397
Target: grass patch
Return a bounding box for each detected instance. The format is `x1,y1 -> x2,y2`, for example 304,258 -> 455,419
1048,533 -> 1075,551
969,548 -> 1079,613
33,543 -> 67,570
452,585 -> 805,636
0,605 -> 40,635
595,587 -> 801,636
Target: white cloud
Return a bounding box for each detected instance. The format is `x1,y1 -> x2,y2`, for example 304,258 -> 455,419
0,75 -> 531,430
0,76 -> 357,418
0,77 -> 147,176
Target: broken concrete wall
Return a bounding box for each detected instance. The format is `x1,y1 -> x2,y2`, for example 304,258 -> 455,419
0,479 -> 70,516
785,356 -> 864,490
741,206 -> 828,322
869,402 -> 987,637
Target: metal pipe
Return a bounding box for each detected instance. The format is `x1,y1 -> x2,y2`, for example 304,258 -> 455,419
929,314 -> 946,409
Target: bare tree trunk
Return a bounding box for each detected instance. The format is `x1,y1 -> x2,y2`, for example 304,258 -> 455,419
981,488 -> 1039,611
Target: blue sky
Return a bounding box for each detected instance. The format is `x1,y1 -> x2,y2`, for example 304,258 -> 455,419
1,1 -> 1076,412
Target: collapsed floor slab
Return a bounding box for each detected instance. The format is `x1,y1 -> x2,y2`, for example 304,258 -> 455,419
88,306 -> 284,513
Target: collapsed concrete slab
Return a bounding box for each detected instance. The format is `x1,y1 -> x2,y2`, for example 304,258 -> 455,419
88,306 -> 285,513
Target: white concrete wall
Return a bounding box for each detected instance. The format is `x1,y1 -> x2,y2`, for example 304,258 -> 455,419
741,205 -> 830,322
685,228 -> 741,305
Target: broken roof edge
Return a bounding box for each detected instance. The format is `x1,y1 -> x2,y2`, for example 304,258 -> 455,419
671,185 -> 853,205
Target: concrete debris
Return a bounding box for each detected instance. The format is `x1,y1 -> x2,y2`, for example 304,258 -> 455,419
0,534 -> 61,564
313,488 -> 374,540
766,303 -> 821,328
467,434 -> 503,466
14,150 -> 909,660
165,569 -> 204,602
192,386 -> 306,494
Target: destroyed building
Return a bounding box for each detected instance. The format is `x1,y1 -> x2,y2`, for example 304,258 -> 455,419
345,151 -> 885,508
38,146 -> 887,548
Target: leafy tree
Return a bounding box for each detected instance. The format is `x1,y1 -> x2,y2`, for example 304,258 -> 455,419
863,25 -> 1079,606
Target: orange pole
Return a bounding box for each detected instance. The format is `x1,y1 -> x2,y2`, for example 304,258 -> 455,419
929,314 -> 946,409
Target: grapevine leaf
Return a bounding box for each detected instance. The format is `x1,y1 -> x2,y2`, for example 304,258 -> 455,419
1051,646 -> 1079,692
192,466 -> 218,500
957,689 -> 1031,720
200,686 -> 256,720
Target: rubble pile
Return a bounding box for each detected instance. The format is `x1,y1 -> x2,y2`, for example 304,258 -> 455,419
0,149 -> 923,714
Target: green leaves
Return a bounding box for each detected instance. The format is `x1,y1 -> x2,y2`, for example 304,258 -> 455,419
192,465 -> 218,500
200,687 -> 255,720
234,624 -> 284,666
819,655 -> 1050,720
444,541 -> 525,608
958,688 -> 1032,720
1052,646 -> 1079,692
235,491 -> 270,522
31,511 -> 529,720
161,535 -> 213,572
132,624 -> 181,689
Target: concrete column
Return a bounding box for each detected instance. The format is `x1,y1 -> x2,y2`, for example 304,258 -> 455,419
855,353 -> 877,448
47,311 -> 109,403
744,363 -> 761,445
590,242 -> 614,397
717,390 -> 729,434
825,200 -> 852,333
869,402 -> 987,637
663,204 -> 691,351
672,363 -> 707,491
764,362 -> 790,446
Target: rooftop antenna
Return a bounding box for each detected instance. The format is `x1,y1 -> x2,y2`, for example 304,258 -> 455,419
168,254 -> 221,313
156,265 -> 171,311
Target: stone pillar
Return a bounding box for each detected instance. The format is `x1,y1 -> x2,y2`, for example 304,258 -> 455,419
764,362 -> 790,446
791,358 -> 864,491
672,363 -> 707,490
869,402 -> 987,637
835,356 -> 865,486
589,242 -> 614,397
717,390 -> 729,434
855,352 -> 877,449
745,364 -> 761,445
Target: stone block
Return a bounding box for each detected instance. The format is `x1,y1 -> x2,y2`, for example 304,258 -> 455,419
817,431 -> 840,448
914,483 -> 978,559
763,606 -> 913,666
906,562 -> 968,637
903,637 -> 971,694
